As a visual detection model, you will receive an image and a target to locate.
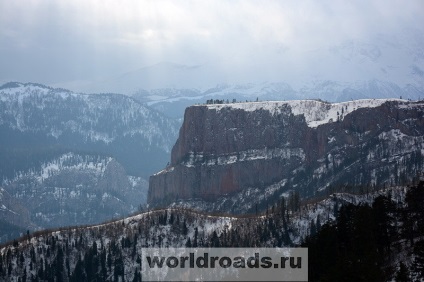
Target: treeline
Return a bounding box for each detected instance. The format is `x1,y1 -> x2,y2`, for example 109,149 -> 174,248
205,99 -> 226,104
303,181 -> 424,281
1,183 -> 423,281
205,97 -> 260,104
0,195 -> 303,281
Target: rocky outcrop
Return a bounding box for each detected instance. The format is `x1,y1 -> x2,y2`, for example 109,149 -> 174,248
148,99 -> 424,212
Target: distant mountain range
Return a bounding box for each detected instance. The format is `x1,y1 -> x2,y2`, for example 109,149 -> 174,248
54,29 -> 423,104
133,79 -> 424,118
50,29 -> 424,119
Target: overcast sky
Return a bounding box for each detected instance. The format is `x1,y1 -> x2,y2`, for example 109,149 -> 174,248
0,0 -> 423,88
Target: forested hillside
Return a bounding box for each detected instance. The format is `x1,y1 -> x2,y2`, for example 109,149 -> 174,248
304,181 -> 424,281
0,82 -> 179,243
1,182 -> 422,281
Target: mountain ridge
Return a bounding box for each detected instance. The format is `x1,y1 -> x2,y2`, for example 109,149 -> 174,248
0,82 -> 180,242
54,29 -> 424,94
1,183 -> 422,281
131,79 -> 424,118
149,99 -> 424,213
0,81 -> 180,177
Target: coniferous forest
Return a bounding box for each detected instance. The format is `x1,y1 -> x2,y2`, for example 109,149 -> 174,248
0,182 -> 423,281
304,181 -> 424,281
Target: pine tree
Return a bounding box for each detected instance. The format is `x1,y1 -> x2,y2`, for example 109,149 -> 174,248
55,247 -> 65,281
310,220 -> 317,237
132,268 -> 141,282
169,212 -> 174,225
114,254 -> 124,281
193,227 -> 198,247
70,258 -> 85,282
210,231 -> 220,247
395,262 -> 410,282
413,240 -> 424,278
401,182 -> 424,247
182,219 -> 188,236
372,195 -> 395,255
316,215 -> 321,232
100,249 -> 107,280
107,249 -> 112,271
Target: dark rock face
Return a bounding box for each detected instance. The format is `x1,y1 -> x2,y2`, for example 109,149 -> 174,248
149,100 -> 424,212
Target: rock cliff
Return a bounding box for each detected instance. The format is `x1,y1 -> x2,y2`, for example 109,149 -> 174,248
148,99 -> 424,213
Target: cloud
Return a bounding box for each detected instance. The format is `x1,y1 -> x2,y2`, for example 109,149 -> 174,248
0,0 -> 423,86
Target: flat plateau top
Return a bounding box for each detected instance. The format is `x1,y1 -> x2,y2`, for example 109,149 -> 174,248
201,99 -> 413,128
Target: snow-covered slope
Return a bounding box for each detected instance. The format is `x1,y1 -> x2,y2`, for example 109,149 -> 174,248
0,184 -> 416,281
0,152 -> 149,243
206,98 -> 407,128
0,82 -> 178,148
0,82 -> 178,242
3,153 -> 111,185
0,82 -> 180,178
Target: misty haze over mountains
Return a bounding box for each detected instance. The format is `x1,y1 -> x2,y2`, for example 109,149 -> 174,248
55,29 -> 424,96
46,29 -> 424,119
1,1 -> 424,280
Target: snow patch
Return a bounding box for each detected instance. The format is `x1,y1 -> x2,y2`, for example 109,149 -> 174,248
181,148 -> 305,167
205,99 -> 407,128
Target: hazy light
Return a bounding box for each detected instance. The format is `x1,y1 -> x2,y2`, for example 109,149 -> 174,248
0,0 -> 423,87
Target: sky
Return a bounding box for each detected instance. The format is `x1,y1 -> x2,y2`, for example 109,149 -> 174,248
0,0 -> 423,90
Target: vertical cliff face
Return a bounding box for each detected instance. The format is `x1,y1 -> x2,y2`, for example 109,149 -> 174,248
150,103 -> 307,203
149,99 -> 424,212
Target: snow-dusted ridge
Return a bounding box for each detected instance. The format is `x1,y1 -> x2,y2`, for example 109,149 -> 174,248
2,153 -> 112,186
0,182 -> 419,281
204,98 -> 408,128
0,81 -> 180,157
